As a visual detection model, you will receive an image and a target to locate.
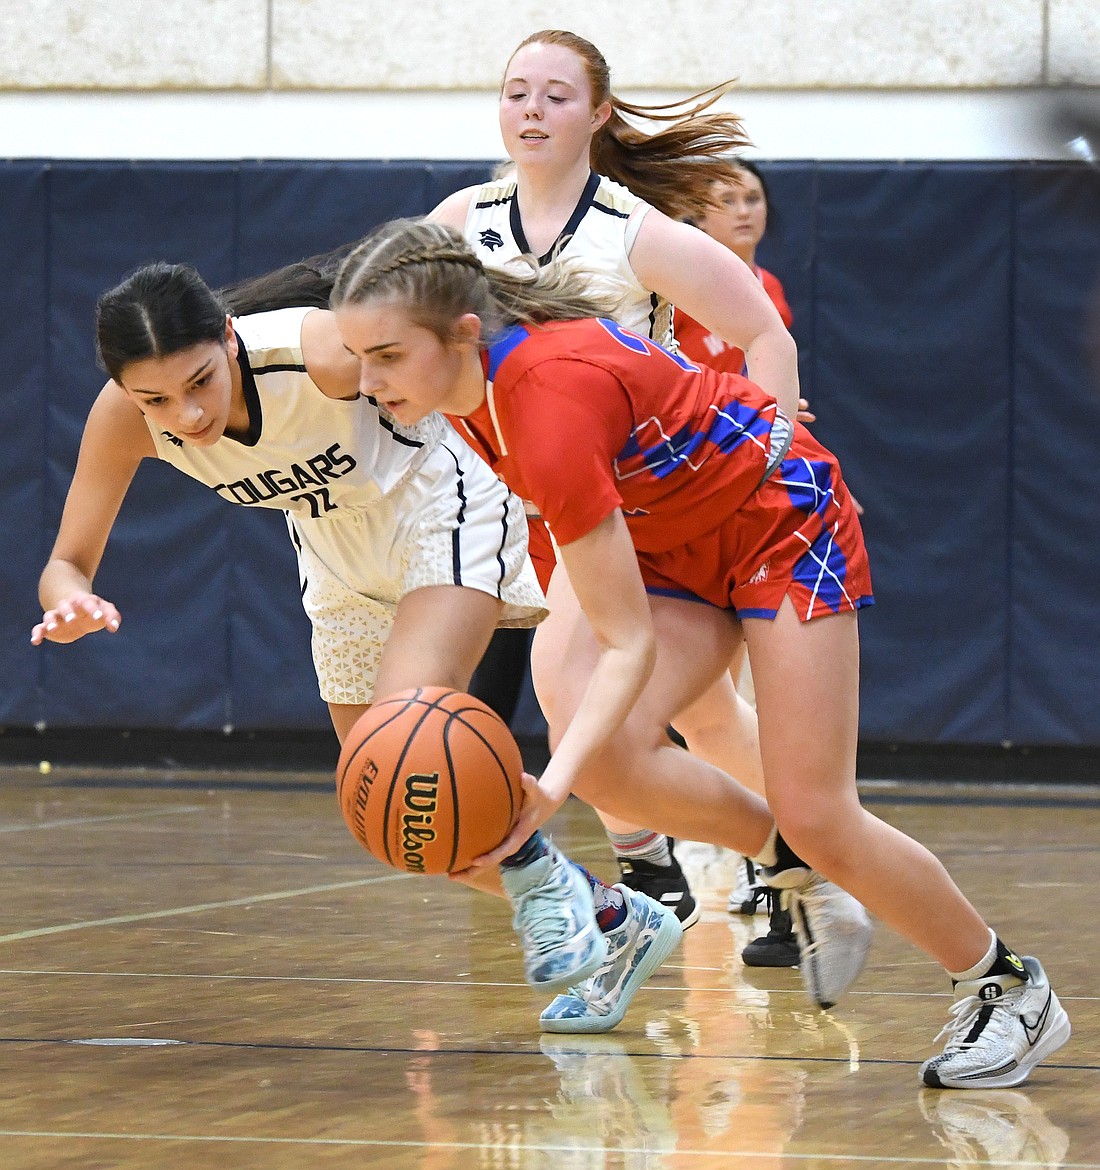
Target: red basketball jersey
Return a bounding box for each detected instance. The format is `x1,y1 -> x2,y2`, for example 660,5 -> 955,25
450,318 -> 872,620
452,318 -> 783,553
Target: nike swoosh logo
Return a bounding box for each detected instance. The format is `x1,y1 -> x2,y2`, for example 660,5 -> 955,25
1022,990 -> 1051,1044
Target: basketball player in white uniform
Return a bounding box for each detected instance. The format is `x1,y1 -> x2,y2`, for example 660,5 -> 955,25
461,170 -> 673,347
148,304 -> 544,712
31,261 -> 616,1001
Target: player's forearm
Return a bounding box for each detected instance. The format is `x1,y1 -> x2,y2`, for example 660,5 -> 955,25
743,326 -> 800,420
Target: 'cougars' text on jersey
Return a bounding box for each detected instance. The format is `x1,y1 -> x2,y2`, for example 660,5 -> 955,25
144,307 -> 442,522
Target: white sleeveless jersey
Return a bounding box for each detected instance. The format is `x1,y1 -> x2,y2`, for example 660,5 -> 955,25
464,171 -> 673,347
145,307 -> 443,517
143,307 -> 545,704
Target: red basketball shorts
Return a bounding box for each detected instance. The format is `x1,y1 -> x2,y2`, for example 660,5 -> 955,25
636,429 -> 873,621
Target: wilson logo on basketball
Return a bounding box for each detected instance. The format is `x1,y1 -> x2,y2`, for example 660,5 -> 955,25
400,772 -> 440,872
336,687 -> 524,875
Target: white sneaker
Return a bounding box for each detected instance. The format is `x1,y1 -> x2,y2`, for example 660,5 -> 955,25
726,855 -> 768,915
919,956 -> 1071,1089
786,874 -> 873,1009
500,843 -> 608,991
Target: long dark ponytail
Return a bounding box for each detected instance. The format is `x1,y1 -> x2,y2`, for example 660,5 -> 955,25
96,239 -> 368,383
218,238 -> 363,316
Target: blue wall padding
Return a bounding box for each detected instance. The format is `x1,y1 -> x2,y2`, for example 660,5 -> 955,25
4,159 -> 1099,745
1009,166 -> 1100,741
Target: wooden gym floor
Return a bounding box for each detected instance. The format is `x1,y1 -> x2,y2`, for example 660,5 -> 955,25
0,763 -> 1097,1169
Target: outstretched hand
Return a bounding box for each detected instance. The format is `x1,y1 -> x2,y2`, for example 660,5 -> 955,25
31,592 -> 121,645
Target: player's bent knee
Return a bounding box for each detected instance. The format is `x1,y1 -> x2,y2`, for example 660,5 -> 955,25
770,803 -> 858,873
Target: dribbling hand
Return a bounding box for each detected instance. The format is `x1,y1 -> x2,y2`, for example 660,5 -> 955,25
462,769 -> 569,871
31,592 -> 121,645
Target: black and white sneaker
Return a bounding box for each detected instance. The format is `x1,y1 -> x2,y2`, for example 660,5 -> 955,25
920,956 -> 1071,1089
617,843 -> 700,929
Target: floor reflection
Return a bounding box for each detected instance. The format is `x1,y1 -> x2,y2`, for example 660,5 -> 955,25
919,1088 -> 1071,1168
538,1035 -> 677,1162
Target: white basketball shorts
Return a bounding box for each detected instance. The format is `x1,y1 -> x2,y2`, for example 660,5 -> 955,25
288,432 -> 546,706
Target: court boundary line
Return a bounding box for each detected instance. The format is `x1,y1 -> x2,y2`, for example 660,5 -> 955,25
0,967 -> 1097,1004
0,873 -> 409,943
0,805 -> 206,833
0,1128 -> 1095,1165
0,1033 -> 1095,1076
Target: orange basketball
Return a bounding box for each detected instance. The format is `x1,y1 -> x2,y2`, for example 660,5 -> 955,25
336,687 -> 524,874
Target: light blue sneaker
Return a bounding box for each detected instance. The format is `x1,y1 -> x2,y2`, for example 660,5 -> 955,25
500,843 -> 608,991
539,885 -> 683,1034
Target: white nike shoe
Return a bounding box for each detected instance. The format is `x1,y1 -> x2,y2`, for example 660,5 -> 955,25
920,956 -> 1071,1089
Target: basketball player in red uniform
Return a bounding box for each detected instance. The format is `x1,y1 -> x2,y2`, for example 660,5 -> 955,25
673,160 -> 793,377
328,217 -> 1070,1089
430,30 -> 792,935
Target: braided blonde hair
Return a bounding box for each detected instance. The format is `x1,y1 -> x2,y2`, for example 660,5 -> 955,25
330,219 -> 622,341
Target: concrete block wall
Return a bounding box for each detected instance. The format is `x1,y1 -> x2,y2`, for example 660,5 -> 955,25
2,0 -> 1097,91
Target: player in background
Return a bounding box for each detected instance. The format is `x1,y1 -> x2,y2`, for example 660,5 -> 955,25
29,256 -> 683,1016
329,217 -> 1071,1087
674,159 -> 792,374
431,29 -> 788,932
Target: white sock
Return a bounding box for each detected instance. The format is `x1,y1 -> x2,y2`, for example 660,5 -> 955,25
948,928 -> 998,983
608,829 -> 672,867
